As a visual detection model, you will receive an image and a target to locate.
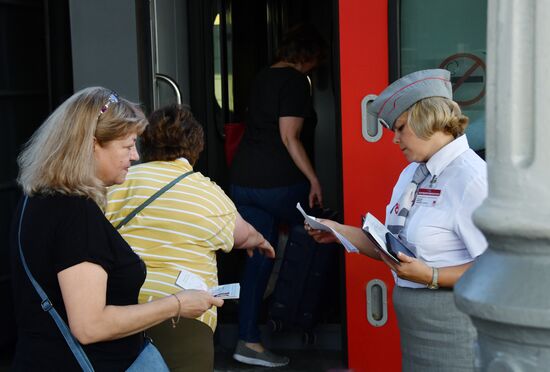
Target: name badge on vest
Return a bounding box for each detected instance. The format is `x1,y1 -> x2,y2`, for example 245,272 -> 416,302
415,188 -> 442,207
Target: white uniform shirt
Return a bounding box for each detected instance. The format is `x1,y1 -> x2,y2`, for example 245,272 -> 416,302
385,135 -> 488,288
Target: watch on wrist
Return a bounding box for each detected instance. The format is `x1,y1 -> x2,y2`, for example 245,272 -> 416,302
427,267 -> 439,289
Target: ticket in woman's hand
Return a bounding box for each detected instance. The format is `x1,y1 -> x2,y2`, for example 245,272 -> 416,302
209,283 -> 240,299
296,202 -> 331,232
175,268 -> 208,290
297,202 -> 359,253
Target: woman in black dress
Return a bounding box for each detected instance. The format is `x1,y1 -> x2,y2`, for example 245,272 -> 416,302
10,87 -> 223,371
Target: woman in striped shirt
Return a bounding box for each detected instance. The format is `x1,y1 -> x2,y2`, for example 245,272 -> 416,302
106,104 -> 274,372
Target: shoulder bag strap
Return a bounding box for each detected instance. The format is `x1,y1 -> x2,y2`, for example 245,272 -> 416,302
115,170 -> 194,230
18,196 -> 95,372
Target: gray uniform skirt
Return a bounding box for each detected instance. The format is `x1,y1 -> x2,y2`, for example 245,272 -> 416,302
393,286 -> 477,372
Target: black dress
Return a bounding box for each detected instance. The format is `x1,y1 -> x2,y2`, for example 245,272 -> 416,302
10,194 -> 146,371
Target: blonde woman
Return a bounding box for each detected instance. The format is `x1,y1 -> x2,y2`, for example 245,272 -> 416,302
308,70 -> 487,371
10,87 -> 223,371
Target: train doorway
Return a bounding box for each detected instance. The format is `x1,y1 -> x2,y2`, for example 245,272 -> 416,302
140,0 -> 346,370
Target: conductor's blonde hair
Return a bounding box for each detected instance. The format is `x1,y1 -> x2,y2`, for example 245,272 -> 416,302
407,97 -> 469,140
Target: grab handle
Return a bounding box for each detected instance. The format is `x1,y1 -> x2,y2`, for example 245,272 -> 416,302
155,73 -> 182,106
361,94 -> 383,142
366,279 -> 388,327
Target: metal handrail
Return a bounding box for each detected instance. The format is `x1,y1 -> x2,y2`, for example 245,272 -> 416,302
155,73 -> 182,105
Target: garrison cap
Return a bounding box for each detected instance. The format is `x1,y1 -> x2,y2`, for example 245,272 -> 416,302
369,69 -> 452,130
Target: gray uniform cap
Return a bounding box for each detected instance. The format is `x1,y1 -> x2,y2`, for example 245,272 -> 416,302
369,69 -> 453,130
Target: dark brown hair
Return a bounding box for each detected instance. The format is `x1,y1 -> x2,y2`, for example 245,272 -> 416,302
275,24 -> 327,65
141,104 -> 204,164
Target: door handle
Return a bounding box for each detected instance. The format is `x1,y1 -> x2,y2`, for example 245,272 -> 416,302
366,279 -> 388,327
361,94 -> 383,142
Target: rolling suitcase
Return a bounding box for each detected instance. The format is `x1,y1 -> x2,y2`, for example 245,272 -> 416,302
268,222 -> 340,343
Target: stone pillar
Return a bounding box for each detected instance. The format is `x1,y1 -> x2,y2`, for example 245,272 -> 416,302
455,0 -> 550,370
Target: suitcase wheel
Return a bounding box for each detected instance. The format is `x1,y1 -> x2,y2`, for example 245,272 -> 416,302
302,330 -> 316,345
268,318 -> 284,332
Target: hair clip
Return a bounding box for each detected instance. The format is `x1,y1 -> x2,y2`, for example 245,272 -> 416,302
99,92 -> 119,116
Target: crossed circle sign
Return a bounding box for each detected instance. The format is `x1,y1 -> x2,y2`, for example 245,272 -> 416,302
439,53 -> 486,107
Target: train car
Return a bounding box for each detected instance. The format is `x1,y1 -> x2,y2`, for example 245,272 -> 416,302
1,0 -> 487,370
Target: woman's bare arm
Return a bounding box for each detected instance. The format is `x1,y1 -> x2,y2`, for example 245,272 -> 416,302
233,212 -> 275,258
379,252 -> 473,288
279,116 -> 322,208
58,262 -> 223,344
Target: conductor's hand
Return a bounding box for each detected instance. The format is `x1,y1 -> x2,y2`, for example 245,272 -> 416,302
174,290 -> 224,319
378,251 -> 432,285
305,218 -> 338,244
246,237 -> 276,258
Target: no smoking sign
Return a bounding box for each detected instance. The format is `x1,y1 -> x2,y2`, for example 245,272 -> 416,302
439,53 -> 486,107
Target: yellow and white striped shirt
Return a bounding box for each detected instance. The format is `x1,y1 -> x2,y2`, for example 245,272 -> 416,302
105,158 -> 236,331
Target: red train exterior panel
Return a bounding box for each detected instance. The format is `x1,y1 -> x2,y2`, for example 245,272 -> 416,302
338,1 -> 408,370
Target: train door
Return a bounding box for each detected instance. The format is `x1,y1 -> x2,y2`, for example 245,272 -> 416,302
209,0 -> 345,352
339,0 -> 487,370
144,0 -> 345,365
141,0 -> 342,193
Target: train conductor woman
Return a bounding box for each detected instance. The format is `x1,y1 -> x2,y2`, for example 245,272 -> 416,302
307,69 -> 488,371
